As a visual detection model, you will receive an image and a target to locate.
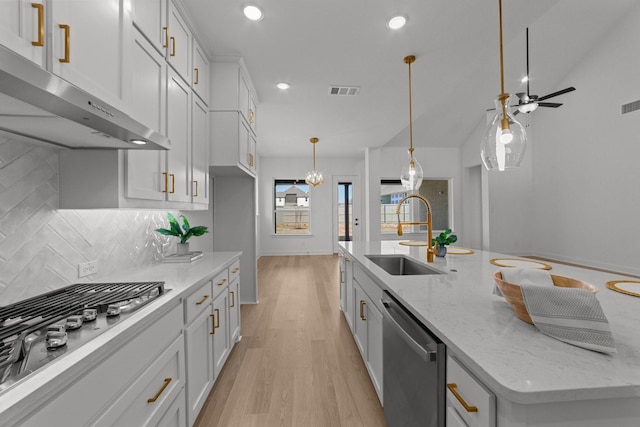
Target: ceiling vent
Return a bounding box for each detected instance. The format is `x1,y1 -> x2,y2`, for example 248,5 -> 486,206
329,86 -> 360,96
621,99 -> 640,114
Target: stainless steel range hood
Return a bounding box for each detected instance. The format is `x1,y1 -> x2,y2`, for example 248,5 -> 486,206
0,45 -> 169,150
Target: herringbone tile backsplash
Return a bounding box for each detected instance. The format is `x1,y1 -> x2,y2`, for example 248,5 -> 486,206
0,137 -> 178,305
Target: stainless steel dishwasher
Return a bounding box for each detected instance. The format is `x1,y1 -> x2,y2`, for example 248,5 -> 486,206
381,291 -> 445,427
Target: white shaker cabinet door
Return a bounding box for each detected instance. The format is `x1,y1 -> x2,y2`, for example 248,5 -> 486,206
130,0 -> 167,53
166,67 -> 191,202
0,0 -> 46,66
50,0 -> 130,111
191,96 -> 209,205
166,0 -> 190,84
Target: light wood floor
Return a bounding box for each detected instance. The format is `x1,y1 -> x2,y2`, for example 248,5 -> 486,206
194,255 -> 387,427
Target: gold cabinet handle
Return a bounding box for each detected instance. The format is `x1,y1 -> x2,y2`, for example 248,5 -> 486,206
217,278 -> 227,286
147,378 -> 172,403
59,24 -> 70,63
249,153 -> 254,167
359,300 -> 366,321
210,313 -> 215,335
193,180 -> 199,197
230,291 -> 235,307
170,36 -> 176,56
345,257 -> 351,262
162,172 -> 168,193
249,109 -> 255,124
447,383 -> 478,413
214,308 -> 220,329
162,26 -> 168,48
170,174 -> 175,193
195,294 -> 209,305
194,67 -> 199,85
32,3 -> 44,46
232,267 -> 240,273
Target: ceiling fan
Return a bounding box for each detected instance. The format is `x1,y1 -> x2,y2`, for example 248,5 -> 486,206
515,27 -> 576,114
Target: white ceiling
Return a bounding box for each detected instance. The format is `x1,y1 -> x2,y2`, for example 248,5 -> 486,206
182,0 -> 638,159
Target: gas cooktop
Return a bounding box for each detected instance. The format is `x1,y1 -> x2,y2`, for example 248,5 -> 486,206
0,281 -> 166,393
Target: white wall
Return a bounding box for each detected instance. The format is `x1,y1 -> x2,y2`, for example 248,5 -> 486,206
529,3 -> 640,275
460,3 -> 640,275
258,156 -> 364,256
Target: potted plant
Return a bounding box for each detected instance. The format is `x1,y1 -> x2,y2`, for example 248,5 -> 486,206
155,213 -> 208,255
432,228 -> 457,257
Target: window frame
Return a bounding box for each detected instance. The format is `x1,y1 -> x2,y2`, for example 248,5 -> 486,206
273,179 -> 312,236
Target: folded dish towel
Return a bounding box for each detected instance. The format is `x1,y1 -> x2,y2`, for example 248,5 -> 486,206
493,267 -> 554,296
520,284 -> 617,354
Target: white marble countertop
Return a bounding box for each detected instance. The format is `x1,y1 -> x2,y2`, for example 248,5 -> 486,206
340,241 -> 640,405
0,251 -> 241,418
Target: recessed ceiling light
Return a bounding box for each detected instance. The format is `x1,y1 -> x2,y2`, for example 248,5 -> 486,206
276,82 -> 290,90
387,14 -> 407,30
243,4 -> 263,21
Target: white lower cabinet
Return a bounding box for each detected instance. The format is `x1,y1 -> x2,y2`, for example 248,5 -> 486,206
212,290 -> 230,378
339,250 -> 355,332
229,277 -> 241,343
352,276 -> 383,403
446,355 -> 496,427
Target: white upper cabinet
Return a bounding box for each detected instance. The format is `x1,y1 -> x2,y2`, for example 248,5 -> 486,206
166,67 -> 192,202
192,96 -> 209,205
0,0 -> 46,66
210,58 -> 259,132
50,0 -> 130,111
130,0 -> 167,53
166,0 -> 191,84
192,39 -> 209,105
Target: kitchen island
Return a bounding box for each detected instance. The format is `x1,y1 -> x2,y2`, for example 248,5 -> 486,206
340,241 -> 640,426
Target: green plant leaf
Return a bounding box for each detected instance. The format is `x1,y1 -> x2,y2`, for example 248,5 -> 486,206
155,228 -> 179,237
167,213 -> 182,237
180,215 -> 191,233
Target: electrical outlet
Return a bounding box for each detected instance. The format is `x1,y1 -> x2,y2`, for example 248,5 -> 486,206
78,260 -> 98,278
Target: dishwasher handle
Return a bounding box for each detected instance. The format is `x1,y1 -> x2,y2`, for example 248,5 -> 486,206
382,299 -> 437,363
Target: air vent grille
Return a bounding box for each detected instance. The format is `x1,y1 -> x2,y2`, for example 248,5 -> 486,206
621,99 -> 640,114
329,86 -> 360,96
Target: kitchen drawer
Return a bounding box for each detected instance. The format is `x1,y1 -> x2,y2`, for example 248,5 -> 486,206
185,280 -> 213,325
93,334 -> 186,426
353,262 -> 384,312
229,258 -> 240,284
446,356 -> 496,427
211,268 -> 229,299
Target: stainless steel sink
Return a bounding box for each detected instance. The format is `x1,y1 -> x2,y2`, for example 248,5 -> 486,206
365,255 -> 445,276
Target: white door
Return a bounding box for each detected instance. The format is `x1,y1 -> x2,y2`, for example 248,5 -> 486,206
333,175 -> 362,252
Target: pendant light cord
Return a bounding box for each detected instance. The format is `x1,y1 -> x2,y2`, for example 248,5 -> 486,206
498,0 -> 508,118
404,55 -> 416,160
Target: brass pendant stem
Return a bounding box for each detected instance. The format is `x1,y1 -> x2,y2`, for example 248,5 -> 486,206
404,55 -> 416,159
497,0 -> 509,130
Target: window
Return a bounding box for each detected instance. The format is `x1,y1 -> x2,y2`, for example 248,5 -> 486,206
381,179 -> 451,234
274,180 -> 311,234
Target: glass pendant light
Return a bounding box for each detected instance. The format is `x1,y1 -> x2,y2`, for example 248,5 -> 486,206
481,0 -> 527,171
305,137 -> 324,187
400,55 -> 424,191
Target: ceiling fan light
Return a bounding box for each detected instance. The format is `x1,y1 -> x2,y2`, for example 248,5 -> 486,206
518,102 -> 538,114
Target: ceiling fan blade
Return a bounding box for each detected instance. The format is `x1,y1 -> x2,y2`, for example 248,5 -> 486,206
538,102 -> 562,108
537,87 -> 576,101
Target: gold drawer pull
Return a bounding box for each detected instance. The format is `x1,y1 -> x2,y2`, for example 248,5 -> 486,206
447,383 -> 478,413
59,24 -> 70,62
232,267 -> 240,273
218,278 -> 227,286
147,378 -> 172,403
210,313 -> 215,335
193,180 -> 199,197
195,294 -> 209,305
230,291 -> 235,307
170,36 -> 176,56
169,174 -> 175,193
359,300 -> 366,321
249,109 -> 255,124
32,3 -> 44,46
214,308 -> 220,329
194,67 -> 199,85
